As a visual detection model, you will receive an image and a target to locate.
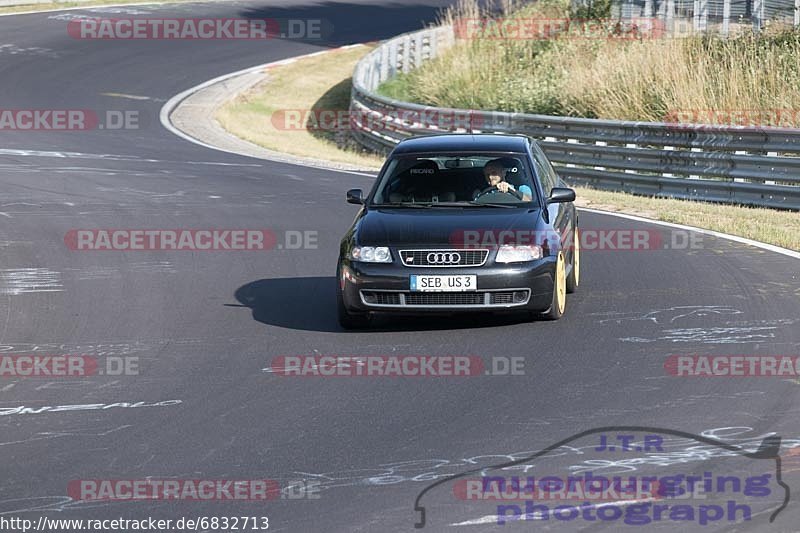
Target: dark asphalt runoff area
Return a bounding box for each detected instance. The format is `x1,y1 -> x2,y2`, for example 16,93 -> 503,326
0,1 -> 798,532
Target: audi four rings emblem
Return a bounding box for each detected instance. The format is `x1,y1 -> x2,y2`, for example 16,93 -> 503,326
427,252 -> 461,264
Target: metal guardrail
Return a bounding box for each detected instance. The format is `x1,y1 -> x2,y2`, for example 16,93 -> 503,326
350,25 -> 800,210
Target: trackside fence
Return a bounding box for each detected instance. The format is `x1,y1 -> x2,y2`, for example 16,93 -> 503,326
350,25 -> 800,210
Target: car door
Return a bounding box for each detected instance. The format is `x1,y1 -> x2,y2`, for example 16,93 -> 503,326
529,140 -> 575,257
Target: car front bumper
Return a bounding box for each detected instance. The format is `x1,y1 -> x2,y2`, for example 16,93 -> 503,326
338,257 -> 556,314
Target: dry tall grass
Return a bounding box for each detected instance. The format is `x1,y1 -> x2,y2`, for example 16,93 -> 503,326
390,0 -> 800,125
554,30 -> 800,122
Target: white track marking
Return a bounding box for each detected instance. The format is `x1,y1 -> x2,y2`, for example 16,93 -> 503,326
0,148 -> 259,167
100,92 -> 153,100
159,46 -> 376,178
0,268 -> 63,295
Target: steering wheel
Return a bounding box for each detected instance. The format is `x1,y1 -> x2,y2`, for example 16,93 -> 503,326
475,185 -> 523,200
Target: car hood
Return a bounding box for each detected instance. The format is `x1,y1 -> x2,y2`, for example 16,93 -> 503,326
355,207 -> 543,247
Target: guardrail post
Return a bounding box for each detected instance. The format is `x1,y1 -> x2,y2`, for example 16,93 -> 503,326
693,0 -> 707,32
625,144 -> 637,173
722,0 -> 731,36
389,40 -> 399,79
401,34 -> 412,74
370,63 -> 380,92
396,39 -> 404,75
566,139 -> 579,168
380,43 -> 389,83
413,32 -> 423,70
663,146 -> 674,177
733,151 -> 746,182
753,0 -> 764,31
666,0 -> 676,36
594,141 -> 607,171
766,152 -> 778,184
689,147 -> 702,178
795,0 -> 800,27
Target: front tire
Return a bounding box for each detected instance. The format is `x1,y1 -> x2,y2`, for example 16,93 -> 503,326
541,251 -> 567,320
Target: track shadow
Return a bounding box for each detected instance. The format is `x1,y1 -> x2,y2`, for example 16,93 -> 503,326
232,276 -> 540,332
308,77 -> 352,144
236,1 -> 454,47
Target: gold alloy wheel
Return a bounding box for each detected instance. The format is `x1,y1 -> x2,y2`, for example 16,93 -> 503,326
556,251 -> 566,314
566,227 -> 580,294
573,229 -> 580,286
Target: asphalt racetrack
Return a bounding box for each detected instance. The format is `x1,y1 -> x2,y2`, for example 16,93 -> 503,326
0,1 -> 799,531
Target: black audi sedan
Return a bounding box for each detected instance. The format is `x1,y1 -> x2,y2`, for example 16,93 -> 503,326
336,134 -> 579,328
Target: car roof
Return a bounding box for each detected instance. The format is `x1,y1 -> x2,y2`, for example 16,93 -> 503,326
391,134 -> 529,154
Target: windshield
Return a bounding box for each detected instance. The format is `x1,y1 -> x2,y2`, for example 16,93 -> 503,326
370,153 -> 537,206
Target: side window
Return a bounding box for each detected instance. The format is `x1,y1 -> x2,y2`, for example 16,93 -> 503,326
529,142 -> 555,195
531,145 -> 555,198
529,156 -> 547,196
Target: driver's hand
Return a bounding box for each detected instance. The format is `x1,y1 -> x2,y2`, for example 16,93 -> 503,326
496,182 -> 514,193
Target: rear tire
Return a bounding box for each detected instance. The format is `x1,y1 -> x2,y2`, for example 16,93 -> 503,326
541,251 -> 567,320
566,227 -> 580,294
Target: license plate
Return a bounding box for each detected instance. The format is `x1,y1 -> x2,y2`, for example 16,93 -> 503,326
410,275 -> 477,292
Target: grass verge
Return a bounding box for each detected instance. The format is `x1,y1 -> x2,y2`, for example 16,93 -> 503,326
574,187 -> 800,250
216,45 -> 384,169
216,44 -> 800,251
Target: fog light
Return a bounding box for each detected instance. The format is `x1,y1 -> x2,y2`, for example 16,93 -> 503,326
362,292 -> 376,304
513,291 -> 527,303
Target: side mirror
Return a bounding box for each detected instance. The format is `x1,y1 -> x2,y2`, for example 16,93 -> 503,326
547,187 -> 576,204
346,188 -> 364,205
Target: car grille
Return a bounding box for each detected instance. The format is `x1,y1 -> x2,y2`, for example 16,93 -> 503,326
399,249 -> 488,267
405,292 -> 484,305
360,290 -> 529,308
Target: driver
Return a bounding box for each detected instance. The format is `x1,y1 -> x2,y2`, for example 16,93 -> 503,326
475,159 -> 532,201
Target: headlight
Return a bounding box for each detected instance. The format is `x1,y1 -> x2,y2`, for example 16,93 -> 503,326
495,245 -> 543,263
351,246 -> 392,263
